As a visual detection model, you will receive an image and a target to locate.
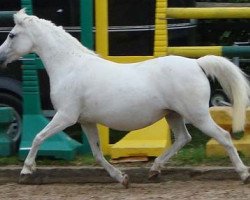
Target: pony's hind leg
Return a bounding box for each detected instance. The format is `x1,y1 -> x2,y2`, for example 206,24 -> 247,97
190,113 -> 250,183
149,112 -> 192,179
81,123 -> 129,188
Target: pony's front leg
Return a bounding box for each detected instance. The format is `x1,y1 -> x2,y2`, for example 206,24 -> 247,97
81,123 -> 129,188
20,112 -> 76,179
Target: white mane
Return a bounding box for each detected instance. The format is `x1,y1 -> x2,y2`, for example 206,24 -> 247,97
15,10 -> 97,56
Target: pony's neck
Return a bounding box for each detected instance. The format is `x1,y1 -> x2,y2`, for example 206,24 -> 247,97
30,19 -> 96,82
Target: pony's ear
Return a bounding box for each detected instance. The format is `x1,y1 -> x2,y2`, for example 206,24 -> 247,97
14,8 -> 28,25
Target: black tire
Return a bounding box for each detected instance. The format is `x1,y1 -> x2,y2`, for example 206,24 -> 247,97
210,90 -> 230,107
0,93 -> 22,152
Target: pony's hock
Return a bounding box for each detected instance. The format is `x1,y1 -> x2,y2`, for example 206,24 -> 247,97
207,107 -> 250,157
0,107 -> 14,156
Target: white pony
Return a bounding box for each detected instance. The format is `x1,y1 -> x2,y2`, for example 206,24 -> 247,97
0,10 -> 249,187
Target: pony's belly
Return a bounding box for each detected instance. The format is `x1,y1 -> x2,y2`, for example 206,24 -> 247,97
103,117 -> 165,131
81,108 -> 167,131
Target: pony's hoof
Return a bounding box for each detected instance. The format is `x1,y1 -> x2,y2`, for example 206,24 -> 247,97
243,175 -> 250,184
19,173 -> 33,184
121,174 -> 129,188
19,173 -> 43,185
148,170 -> 161,180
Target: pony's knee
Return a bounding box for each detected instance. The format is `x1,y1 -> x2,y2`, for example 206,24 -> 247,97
33,133 -> 44,147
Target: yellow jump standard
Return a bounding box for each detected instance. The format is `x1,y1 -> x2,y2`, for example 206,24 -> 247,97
207,107 -> 250,157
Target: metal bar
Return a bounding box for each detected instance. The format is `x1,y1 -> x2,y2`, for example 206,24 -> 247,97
0,11 -> 16,19
167,46 -> 250,58
167,46 -> 222,58
167,7 -> 250,19
103,56 -> 154,63
222,46 -> 250,57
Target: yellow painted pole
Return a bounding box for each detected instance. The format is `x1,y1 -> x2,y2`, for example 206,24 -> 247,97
95,0 -> 109,56
167,46 -> 222,58
167,7 -> 250,19
154,0 -> 168,57
97,125 -> 111,155
95,0 -> 111,155
106,56 -> 154,63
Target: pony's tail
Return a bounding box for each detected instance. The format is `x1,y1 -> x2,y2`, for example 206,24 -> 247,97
197,55 -> 250,133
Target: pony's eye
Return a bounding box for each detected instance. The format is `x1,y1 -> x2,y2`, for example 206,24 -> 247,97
9,33 -> 16,39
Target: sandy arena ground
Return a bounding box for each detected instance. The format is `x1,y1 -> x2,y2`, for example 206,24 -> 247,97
1,180 -> 250,200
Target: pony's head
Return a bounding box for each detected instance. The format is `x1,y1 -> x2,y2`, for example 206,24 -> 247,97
0,9 -> 34,67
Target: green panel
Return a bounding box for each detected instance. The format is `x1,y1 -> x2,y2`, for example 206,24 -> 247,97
80,0 -> 94,49
21,0 -> 33,14
222,46 -> 250,57
35,58 -> 45,69
19,115 -> 82,161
